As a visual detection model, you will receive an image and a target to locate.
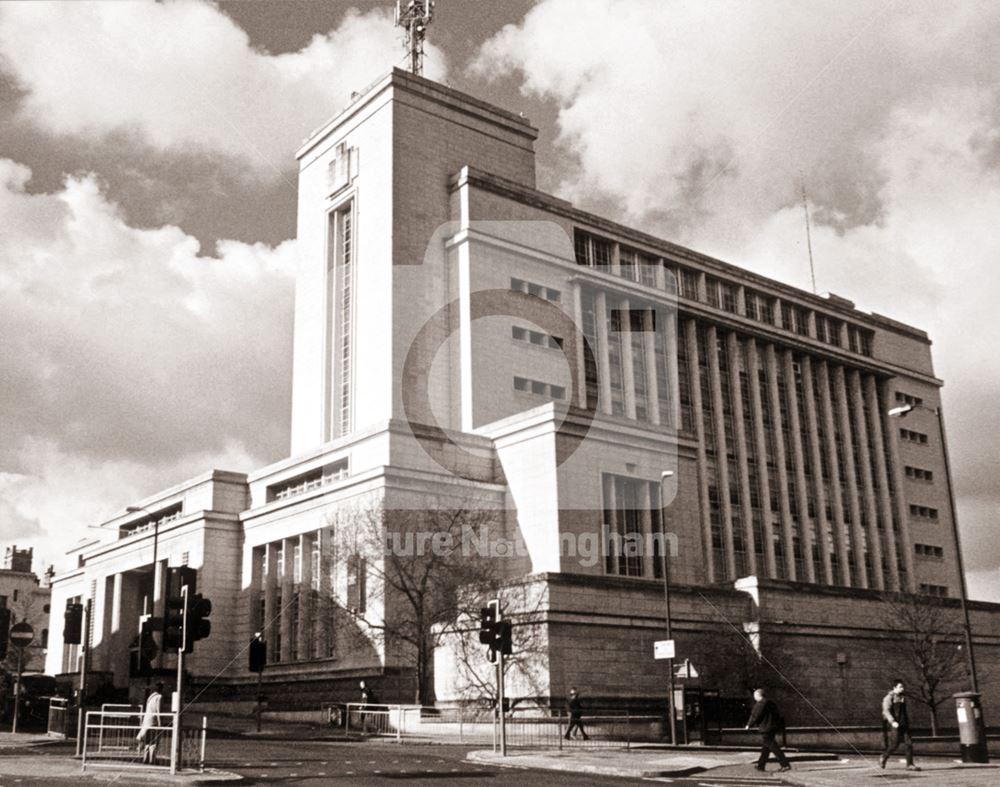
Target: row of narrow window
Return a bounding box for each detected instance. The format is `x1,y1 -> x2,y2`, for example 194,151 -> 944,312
914,543 -> 944,559
574,229 -> 873,357
513,376 -> 565,400
909,504 -> 938,520
904,465 -> 934,482
900,428 -> 928,444
920,582 -> 948,597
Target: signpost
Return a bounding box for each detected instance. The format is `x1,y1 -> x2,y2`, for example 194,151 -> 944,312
9,621 -> 34,734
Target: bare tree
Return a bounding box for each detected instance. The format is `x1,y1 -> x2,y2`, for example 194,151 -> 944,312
326,495 -> 506,706
883,593 -> 967,735
447,579 -> 549,712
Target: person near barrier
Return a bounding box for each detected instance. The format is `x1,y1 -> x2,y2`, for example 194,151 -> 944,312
136,682 -> 164,764
359,680 -> 378,732
564,687 -> 589,740
880,679 -> 920,771
745,688 -> 791,772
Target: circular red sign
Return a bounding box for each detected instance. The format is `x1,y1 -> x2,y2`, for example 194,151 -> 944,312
9,621 -> 34,646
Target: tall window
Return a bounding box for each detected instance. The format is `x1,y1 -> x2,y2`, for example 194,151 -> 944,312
328,203 -> 354,439
603,474 -> 662,577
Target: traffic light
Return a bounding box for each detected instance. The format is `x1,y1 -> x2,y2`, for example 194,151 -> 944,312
184,593 -> 212,653
63,601 -> 84,645
162,566 -> 197,653
249,635 -> 266,673
129,615 -> 157,677
497,620 -> 513,656
0,607 -> 10,660
479,605 -> 497,646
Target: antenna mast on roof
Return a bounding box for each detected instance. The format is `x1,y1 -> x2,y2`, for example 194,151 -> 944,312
395,0 -> 435,76
801,179 -> 818,294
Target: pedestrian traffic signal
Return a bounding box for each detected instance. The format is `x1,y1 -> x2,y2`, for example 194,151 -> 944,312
0,607 -> 10,660
184,593 -> 212,653
63,601 -> 84,645
249,635 -> 267,673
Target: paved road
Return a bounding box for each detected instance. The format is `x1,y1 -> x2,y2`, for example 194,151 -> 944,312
213,739 -> 792,786
0,738 -> 793,786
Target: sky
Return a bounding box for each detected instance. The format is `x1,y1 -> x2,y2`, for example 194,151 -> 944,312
0,1 -> 998,601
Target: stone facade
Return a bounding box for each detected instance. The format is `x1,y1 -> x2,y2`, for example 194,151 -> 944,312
44,69 -> 1000,727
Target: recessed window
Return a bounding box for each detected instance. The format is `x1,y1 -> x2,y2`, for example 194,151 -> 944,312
510,277 -> 560,302
895,391 -> 924,408
909,504 -> 939,520
920,583 -> 948,597
905,465 -> 933,482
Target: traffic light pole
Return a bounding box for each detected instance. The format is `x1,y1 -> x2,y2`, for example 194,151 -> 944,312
170,584 -> 188,776
497,646 -> 506,756
75,598 -> 92,757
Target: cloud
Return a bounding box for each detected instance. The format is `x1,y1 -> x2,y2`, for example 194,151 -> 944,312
472,0 -> 1000,239
0,1 -> 447,174
0,158 -> 295,570
475,1 -> 1000,579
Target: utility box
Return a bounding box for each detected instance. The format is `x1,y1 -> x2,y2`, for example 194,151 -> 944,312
954,692 -> 989,763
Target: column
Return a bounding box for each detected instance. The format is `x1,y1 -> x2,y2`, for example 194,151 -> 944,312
801,357 -> 834,584
766,347 -> 797,579
817,361 -> 851,586
727,332 -> 758,576
643,307 -> 661,425
747,339 -> 778,577
280,538 -> 294,662
686,319 -> 717,582
782,350 -> 815,582
707,325 -> 738,579
573,284 -> 588,409
264,542 -> 278,662
880,380 -> 917,590
665,308 -> 681,429
595,291 -> 613,415
865,375 -> 901,590
297,532 -> 313,661
850,370 -> 885,590
834,365 -> 867,588
620,297 -> 637,418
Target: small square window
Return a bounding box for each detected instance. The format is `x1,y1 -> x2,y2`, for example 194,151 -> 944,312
550,385 -> 566,400
531,380 -> 546,395
514,377 -> 529,392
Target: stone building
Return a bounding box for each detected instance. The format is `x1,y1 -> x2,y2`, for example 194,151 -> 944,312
1,546 -> 51,673
44,70 -> 998,726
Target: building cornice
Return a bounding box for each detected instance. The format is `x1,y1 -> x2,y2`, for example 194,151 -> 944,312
451,167 -> 932,345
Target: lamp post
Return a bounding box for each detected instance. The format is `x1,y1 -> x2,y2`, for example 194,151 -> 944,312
125,506 -> 161,671
888,403 -> 979,693
659,470 -> 677,746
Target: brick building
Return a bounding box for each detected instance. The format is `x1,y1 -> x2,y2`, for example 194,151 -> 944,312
45,70 -> 998,727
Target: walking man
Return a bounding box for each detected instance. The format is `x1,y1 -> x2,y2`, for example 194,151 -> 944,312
136,682 -> 163,764
564,687 -> 589,740
745,688 -> 791,772
880,679 -> 920,771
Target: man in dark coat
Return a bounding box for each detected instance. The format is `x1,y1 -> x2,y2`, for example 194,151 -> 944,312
564,687 -> 589,740
880,679 -> 920,770
745,688 -> 791,772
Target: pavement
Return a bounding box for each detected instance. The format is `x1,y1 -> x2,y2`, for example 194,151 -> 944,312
468,746 -> 1000,785
0,732 -> 242,784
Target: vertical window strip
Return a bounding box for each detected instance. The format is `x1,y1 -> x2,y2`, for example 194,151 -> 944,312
337,205 -> 354,436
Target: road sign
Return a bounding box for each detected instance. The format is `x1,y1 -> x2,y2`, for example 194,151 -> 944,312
654,638 -> 675,660
9,621 -> 34,648
674,658 -> 699,679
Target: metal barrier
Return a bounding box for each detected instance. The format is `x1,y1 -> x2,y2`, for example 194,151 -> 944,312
503,708 -> 662,750
81,710 -> 206,775
342,703 -> 403,740
47,697 -> 70,738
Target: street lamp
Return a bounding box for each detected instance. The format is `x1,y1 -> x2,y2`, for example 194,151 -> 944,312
888,403 -> 979,694
659,469 -> 677,746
